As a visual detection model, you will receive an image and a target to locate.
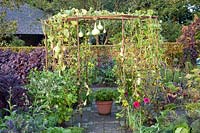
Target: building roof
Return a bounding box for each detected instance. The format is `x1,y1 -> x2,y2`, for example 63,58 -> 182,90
0,4 -> 46,35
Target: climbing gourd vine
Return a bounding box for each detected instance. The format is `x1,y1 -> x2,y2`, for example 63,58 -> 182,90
114,10 -> 164,131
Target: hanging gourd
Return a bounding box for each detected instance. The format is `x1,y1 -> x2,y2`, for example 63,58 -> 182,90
86,31 -> 91,36
136,73 -> 141,85
97,21 -> 103,31
92,22 -> 100,36
58,53 -> 63,60
78,29 -> 84,37
53,44 -> 61,59
103,28 -> 106,33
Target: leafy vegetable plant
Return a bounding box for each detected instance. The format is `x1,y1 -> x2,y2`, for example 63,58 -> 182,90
94,88 -> 118,101
26,70 -> 78,124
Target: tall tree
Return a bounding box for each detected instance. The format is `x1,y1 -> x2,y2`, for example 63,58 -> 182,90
118,0 -> 200,41
25,0 -> 200,42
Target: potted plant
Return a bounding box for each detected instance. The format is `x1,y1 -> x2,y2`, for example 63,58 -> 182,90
94,88 -> 117,115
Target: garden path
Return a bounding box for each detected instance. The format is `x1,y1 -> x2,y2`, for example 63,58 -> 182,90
67,87 -> 132,133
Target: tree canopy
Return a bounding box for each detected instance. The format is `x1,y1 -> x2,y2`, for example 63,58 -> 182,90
25,0 -> 199,42
1,0 -> 200,43
0,0 -> 24,45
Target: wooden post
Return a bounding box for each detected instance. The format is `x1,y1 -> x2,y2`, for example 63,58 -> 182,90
77,18 -> 81,85
42,21 -> 48,70
121,17 -> 126,87
44,25 -> 48,70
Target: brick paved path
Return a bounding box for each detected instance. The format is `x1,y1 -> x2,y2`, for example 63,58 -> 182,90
65,87 -> 132,133
68,101 -> 132,133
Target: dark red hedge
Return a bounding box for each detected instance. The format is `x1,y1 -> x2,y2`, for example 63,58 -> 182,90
0,48 -> 45,84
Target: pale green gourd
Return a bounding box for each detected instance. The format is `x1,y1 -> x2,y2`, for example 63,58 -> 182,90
92,22 -> 100,35
53,45 -> 61,58
78,29 -> 84,37
97,21 -> 103,31
103,28 -> 106,33
86,31 -> 91,36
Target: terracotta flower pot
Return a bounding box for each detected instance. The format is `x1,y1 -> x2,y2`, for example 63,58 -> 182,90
96,101 -> 113,115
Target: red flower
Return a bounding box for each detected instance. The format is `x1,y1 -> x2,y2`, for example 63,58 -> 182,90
133,101 -> 140,108
143,98 -> 150,104
124,91 -> 128,97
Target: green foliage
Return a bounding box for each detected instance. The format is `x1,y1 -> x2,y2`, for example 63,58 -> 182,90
0,96 -> 51,133
26,0 -> 88,14
43,8 -> 153,108
174,127 -> 190,133
0,36 -> 25,47
0,0 -> 25,46
9,36 -> 25,46
68,127 -> 85,133
173,117 -> 190,133
162,42 -> 184,67
157,111 -> 190,133
160,68 -> 186,84
26,70 -> 78,124
26,0 -> 130,14
140,124 -> 159,133
45,127 -> 71,133
0,12 -> 17,43
91,56 -> 117,86
43,8 -> 161,80
161,21 -> 182,42
21,0 -> 200,42
0,111 -> 47,132
125,0 -> 200,41
185,103 -> 200,120
195,29 -> 200,41
44,126 -> 84,133
0,110 -> 85,133
94,88 -> 118,101
0,79 -> 82,132
186,68 -> 200,90
185,68 -> 200,102
0,0 -> 24,7
191,119 -> 200,133
112,10 -> 164,131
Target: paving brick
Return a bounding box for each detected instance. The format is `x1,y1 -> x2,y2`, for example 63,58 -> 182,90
67,89 -> 132,133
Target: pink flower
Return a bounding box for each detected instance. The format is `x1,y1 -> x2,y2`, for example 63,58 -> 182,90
143,98 -> 150,104
133,101 -> 140,108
